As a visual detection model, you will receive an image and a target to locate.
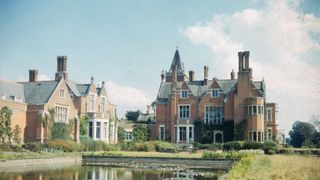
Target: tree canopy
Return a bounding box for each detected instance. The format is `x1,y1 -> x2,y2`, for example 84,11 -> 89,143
289,121 -> 317,147
132,124 -> 149,142
125,110 -> 140,122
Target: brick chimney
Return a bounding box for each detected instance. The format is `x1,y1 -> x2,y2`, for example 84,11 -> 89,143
55,56 -> 68,81
189,70 -> 195,82
102,81 -> 105,87
29,69 -> 38,82
231,69 -> 235,80
204,66 -> 208,85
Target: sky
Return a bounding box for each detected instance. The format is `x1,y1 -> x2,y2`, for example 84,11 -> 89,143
0,0 -> 319,134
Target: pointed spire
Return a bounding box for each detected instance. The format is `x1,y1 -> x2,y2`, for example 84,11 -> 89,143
169,48 -> 184,74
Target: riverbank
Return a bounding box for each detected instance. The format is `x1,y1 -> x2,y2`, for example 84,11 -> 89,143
228,154 -> 320,179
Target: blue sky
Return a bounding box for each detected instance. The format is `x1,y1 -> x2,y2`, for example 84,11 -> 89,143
1,0 -> 319,133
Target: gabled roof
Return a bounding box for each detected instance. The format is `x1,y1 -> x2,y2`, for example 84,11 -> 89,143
76,84 -> 90,96
155,79 -> 263,104
66,80 -> 81,96
19,81 -> 59,105
0,80 -> 25,102
169,49 -> 184,74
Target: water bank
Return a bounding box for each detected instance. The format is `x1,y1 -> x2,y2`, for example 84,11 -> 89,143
82,155 -> 236,170
0,156 -> 82,173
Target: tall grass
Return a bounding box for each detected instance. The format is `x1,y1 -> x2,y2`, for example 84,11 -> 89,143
228,155 -> 320,179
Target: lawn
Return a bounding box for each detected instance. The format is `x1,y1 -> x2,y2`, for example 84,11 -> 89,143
228,154 -> 320,180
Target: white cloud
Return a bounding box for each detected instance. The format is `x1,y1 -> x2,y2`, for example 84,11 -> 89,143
184,0 -> 320,132
105,81 -> 152,117
17,74 -> 51,81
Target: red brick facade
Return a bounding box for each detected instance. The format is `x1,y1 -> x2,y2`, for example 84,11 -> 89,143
153,50 -> 278,144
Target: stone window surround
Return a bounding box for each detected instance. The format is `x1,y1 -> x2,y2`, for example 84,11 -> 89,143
204,105 -> 224,124
246,130 -> 264,143
54,104 -> 69,123
178,104 -> 190,120
180,90 -> 189,99
88,119 -> 110,142
174,124 -> 194,143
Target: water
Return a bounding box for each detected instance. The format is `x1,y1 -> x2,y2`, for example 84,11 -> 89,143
0,165 -> 227,180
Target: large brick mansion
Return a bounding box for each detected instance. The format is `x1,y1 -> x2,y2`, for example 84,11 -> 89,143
0,56 -> 118,143
153,49 -> 278,144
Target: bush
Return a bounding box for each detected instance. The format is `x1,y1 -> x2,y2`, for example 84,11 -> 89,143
243,141 -> 263,150
0,143 -> 23,152
22,142 -> 45,152
202,151 -> 252,159
224,141 -> 242,151
52,123 -> 71,140
120,141 -> 135,151
155,141 -> 177,153
144,142 -> 157,152
47,140 -> 82,152
263,141 -> 278,154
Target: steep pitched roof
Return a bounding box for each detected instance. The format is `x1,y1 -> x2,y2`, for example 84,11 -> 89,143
252,81 -> 265,97
0,80 -> 25,102
19,81 -> 59,105
169,49 -> 184,74
76,84 -> 90,96
66,80 -> 81,96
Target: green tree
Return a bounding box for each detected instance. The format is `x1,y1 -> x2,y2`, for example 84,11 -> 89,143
118,127 -> 126,143
52,122 -> 71,140
125,110 -> 140,122
132,124 -> 149,142
80,115 -> 89,136
0,106 -> 13,143
289,121 -> 317,148
12,125 -> 22,144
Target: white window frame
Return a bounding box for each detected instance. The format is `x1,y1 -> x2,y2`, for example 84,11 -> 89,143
0,94 -> 6,100
267,128 -> 273,140
54,105 -> 69,123
178,104 -> 190,120
89,93 -> 96,112
246,105 -> 264,116
211,89 -> 220,98
180,90 -> 189,99
266,108 -> 272,122
204,105 -> 224,124
174,124 -> 194,143
159,125 -> 166,141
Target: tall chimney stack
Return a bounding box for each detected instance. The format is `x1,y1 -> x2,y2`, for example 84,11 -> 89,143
238,52 -> 244,72
55,56 -> 68,81
91,76 -> 94,84
189,70 -> 195,82
204,66 -> 208,85
231,69 -> 235,80
244,51 -> 250,71
29,69 -> 38,82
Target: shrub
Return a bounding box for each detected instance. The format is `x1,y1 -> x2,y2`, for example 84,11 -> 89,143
223,141 -> 242,151
202,151 -> 252,159
22,142 -> 44,152
120,141 -> 135,151
144,142 -> 157,152
263,141 -> 278,154
47,140 -> 82,152
0,143 -> 23,152
208,143 -> 223,151
155,141 -> 177,153
52,123 -> 71,140
243,141 -> 263,150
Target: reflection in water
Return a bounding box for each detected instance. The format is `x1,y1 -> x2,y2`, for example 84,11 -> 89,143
1,165 -> 226,180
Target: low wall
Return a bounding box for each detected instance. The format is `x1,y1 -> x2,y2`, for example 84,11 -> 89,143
82,156 -> 236,170
0,156 -> 82,173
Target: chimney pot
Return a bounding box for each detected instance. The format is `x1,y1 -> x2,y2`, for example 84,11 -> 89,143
29,69 -> 38,82
189,70 -> 195,81
102,81 -> 105,87
204,66 -> 208,85
91,76 -> 94,84
231,69 -> 235,80
55,56 -> 68,81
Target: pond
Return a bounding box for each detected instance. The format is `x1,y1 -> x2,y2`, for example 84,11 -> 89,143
0,165 -> 227,180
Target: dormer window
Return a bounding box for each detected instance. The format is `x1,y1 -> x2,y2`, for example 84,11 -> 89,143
180,90 -> 188,99
60,89 -> 65,98
211,89 -> 220,98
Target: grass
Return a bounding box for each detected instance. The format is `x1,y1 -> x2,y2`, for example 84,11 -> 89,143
228,155 -> 320,180
0,151 -> 81,160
